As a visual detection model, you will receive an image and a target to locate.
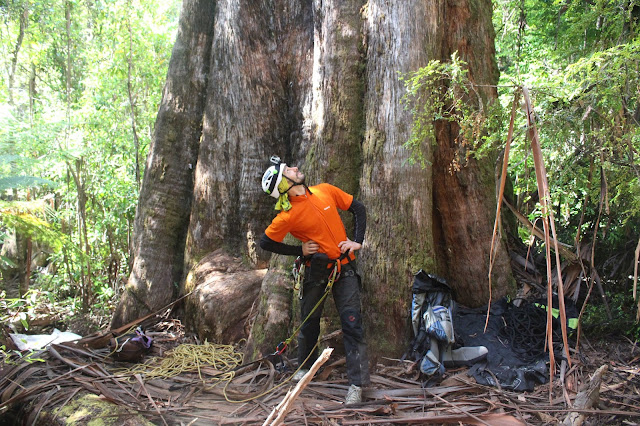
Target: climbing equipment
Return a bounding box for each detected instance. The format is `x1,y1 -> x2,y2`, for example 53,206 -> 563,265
262,154 -> 312,199
119,341 -> 243,382
292,256 -> 305,298
222,338 -> 321,403
109,326 -> 153,362
403,270 -> 457,378
220,252 -> 350,403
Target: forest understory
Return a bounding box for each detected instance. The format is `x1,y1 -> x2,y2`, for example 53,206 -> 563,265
1,249 -> 639,426
0,315 -> 638,425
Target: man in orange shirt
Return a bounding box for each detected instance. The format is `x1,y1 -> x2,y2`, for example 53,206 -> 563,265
260,156 -> 369,405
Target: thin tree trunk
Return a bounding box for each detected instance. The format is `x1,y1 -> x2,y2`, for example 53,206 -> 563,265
111,0 -> 216,328
68,159 -> 92,312
65,1 -> 72,134
29,63 -> 36,124
21,238 -> 31,297
126,2 -> 141,189
8,1 -> 29,105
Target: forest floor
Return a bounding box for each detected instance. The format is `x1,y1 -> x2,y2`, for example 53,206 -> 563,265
1,311 -> 639,426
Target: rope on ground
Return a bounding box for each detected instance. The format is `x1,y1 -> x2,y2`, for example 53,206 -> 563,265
222,339 -> 321,404
500,300 -> 567,363
116,341 -> 244,383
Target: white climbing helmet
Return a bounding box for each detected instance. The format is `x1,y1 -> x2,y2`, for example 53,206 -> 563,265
262,156 -> 286,198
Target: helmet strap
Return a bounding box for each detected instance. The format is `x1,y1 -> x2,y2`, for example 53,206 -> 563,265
282,171 -> 313,195
283,176 -> 305,191
285,181 -> 313,195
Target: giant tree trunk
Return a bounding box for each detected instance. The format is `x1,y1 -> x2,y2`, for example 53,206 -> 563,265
359,0 -> 439,352
114,0 -> 514,359
359,0 -> 513,354
111,0 -> 215,328
432,0 -> 514,305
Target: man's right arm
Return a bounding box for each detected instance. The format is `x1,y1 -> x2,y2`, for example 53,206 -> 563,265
259,233 -> 304,256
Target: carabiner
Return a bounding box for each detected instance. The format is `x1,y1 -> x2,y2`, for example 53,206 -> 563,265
274,341 -> 288,355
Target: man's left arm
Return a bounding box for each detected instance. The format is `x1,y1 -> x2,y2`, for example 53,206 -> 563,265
338,198 -> 366,253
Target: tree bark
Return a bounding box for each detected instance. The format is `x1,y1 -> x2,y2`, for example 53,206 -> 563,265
111,0 -> 216,328
68,158 -> 92,312
183,0 -> 315,271
241,0 -> 366,358
432,0 -> 513,305
359,0 -> 439,354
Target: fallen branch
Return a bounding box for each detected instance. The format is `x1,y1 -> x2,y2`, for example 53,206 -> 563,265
76,291 -> 193,349
263,347 -> 333,426
562,364 -> 608,426
426,388 -> 491,425
135,373 -> 168,426
634,236 -> 640,321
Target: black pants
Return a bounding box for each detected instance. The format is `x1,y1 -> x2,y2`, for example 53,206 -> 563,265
297,262 -> 370,386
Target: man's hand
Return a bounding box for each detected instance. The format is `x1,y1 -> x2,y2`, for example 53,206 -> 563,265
338,238 -> 361,254
302,240 -> 320,256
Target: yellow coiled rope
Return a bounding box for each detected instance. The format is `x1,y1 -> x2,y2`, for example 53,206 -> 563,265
121,341 -> 244,384
113,339 -> 321,404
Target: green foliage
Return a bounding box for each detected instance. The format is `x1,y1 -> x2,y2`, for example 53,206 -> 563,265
0,0 -> 179,315
400,58 -> 452,166
0,288 -> 76,330
491,0 -> 640,323
0,176 -> 56,191
401,0 -> 640,327
400,52 -> 504,168
0,346 -> 47,365
582,288 -> 640,340
0,206 -> 80,256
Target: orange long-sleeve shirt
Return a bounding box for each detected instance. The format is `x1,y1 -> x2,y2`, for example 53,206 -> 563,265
264,183 -> 356,263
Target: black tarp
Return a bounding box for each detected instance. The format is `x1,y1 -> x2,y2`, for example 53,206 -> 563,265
453,297 -> 577,392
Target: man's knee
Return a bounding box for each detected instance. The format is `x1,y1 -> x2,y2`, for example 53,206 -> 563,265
340,309 -> 364,337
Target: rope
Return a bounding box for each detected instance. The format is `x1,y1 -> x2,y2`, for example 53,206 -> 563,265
221,256 -> 348,402
115,256 -> 347,403
274,261 -> 341,355
118,341 -> 244,384
222,339 -> 321,403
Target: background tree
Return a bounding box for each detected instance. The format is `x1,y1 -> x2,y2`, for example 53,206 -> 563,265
1,0 -> 179,326
493,0 -> 640,325
111,0 -> 215,326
